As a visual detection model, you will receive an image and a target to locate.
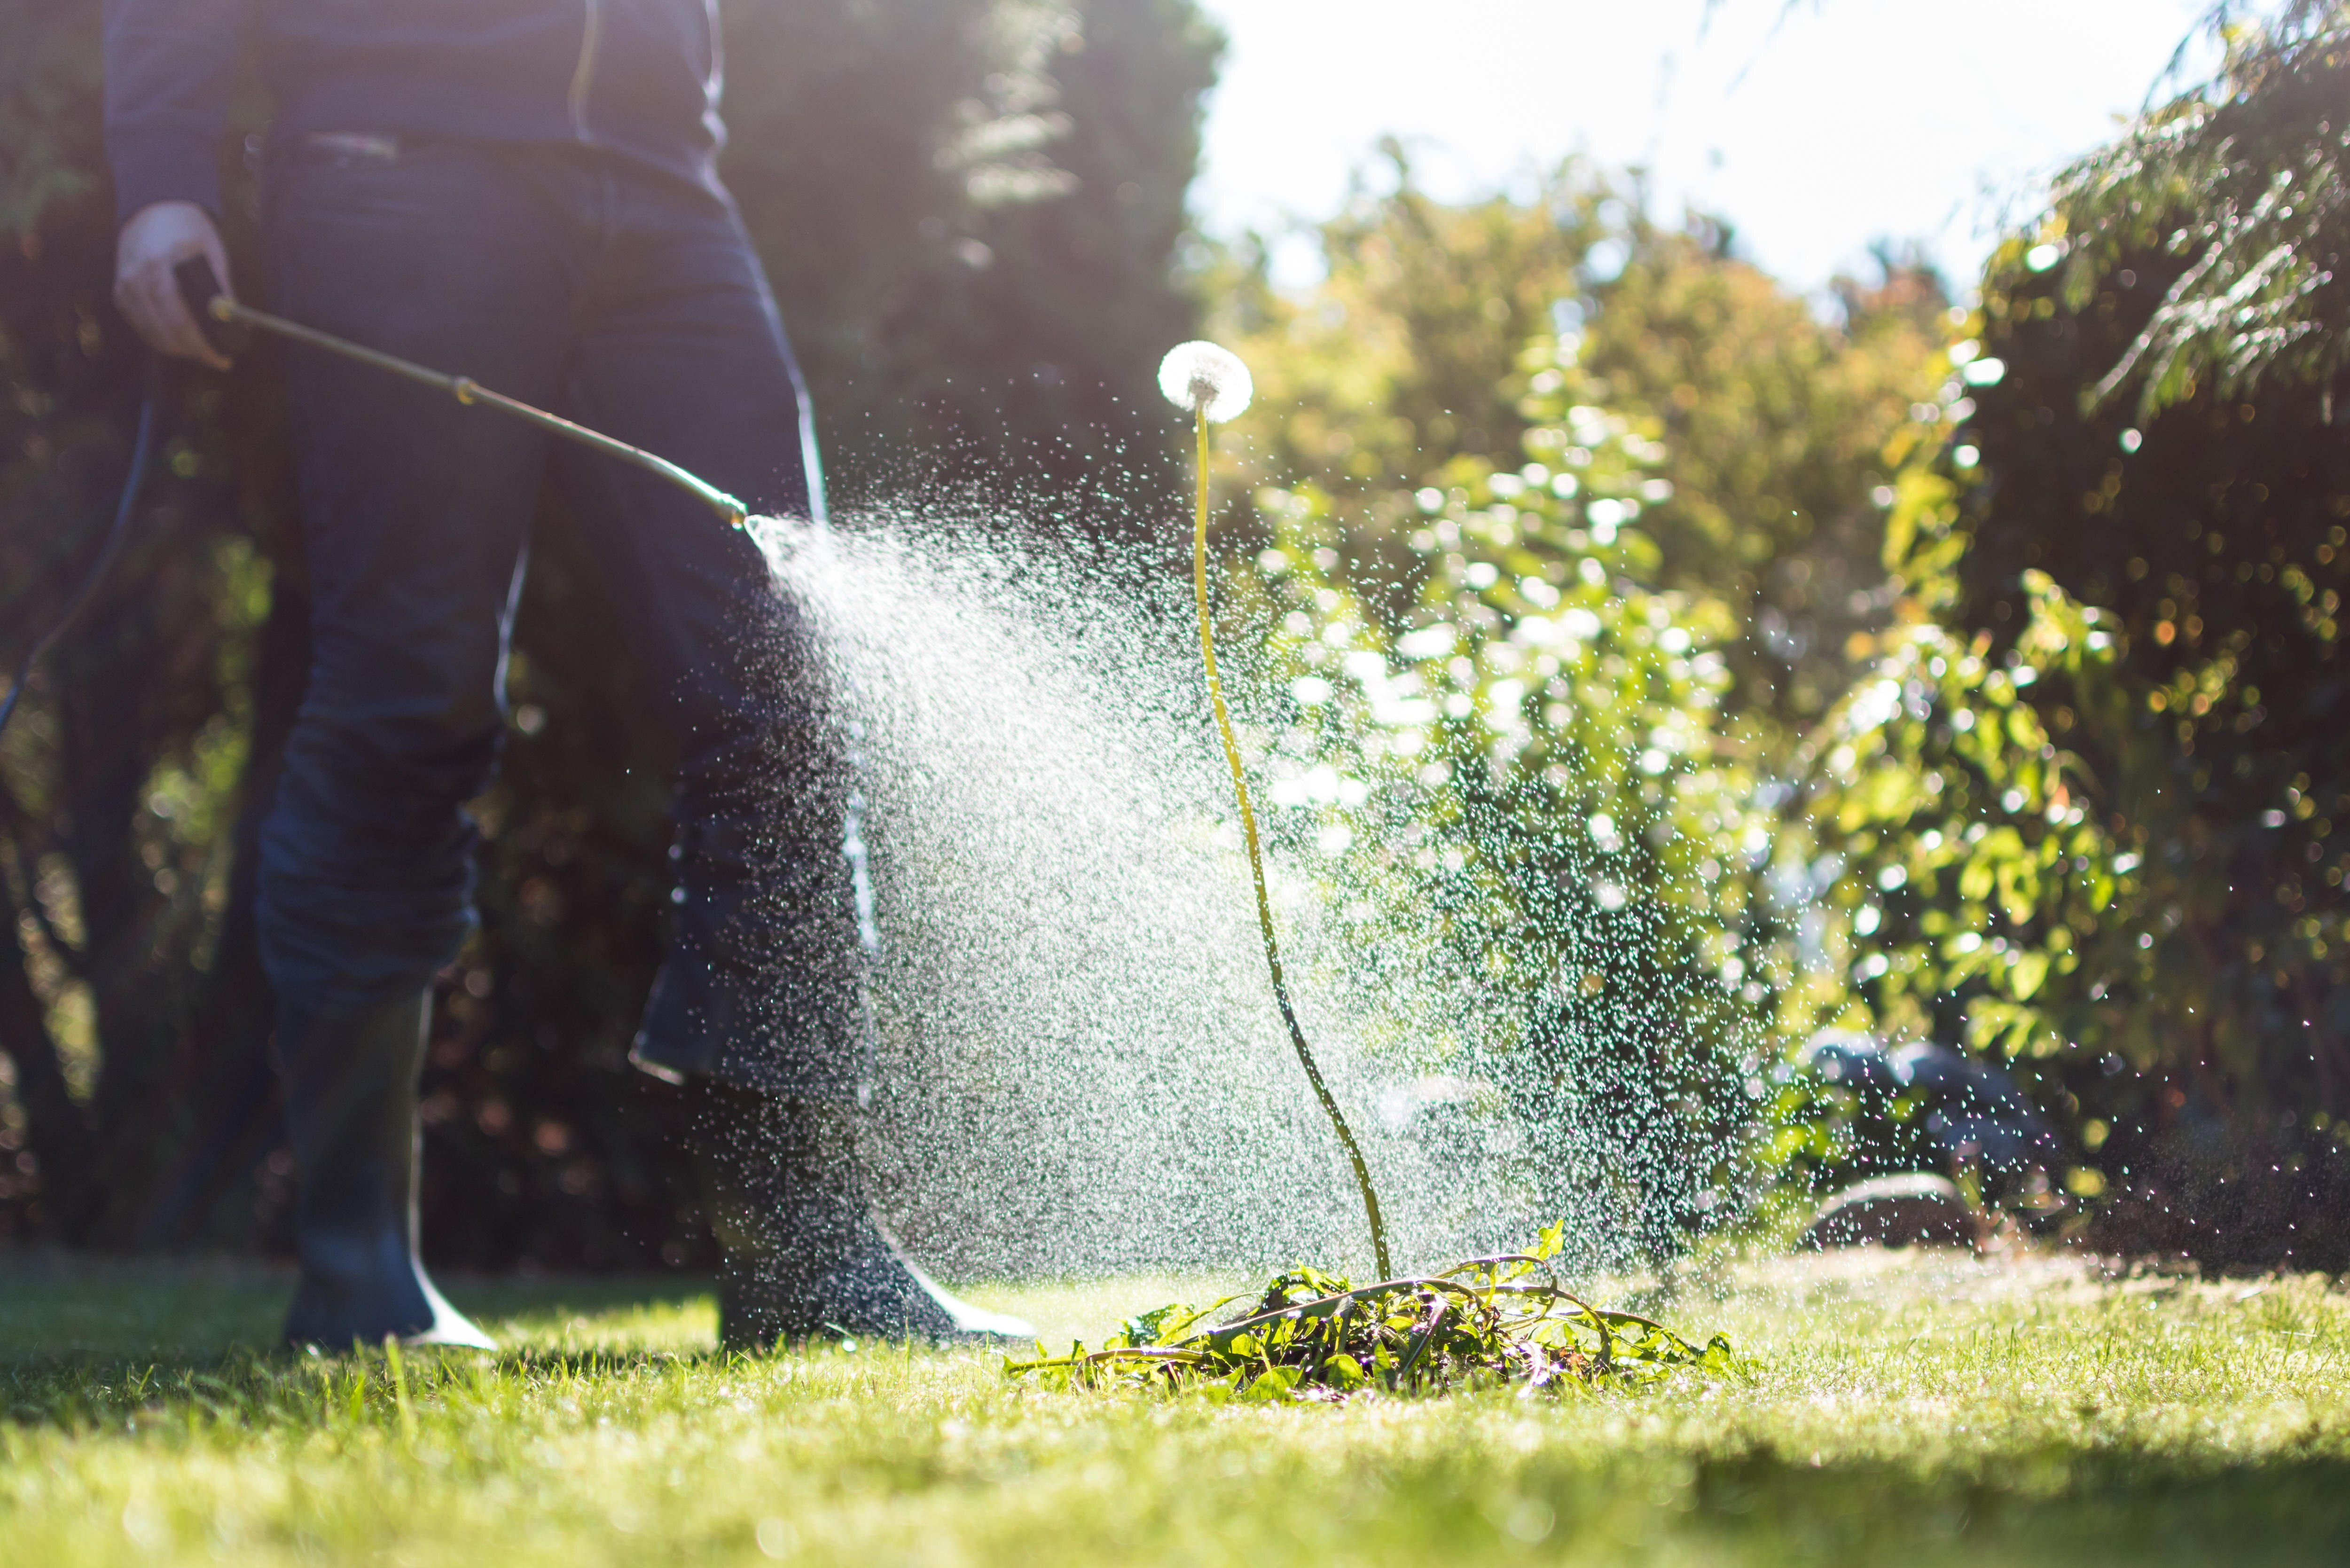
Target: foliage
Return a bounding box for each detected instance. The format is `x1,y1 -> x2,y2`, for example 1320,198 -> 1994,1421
2053,0 -> 2350,417
1810,164 -> 2350,1256
1197,167 -> 1952,1239
1213,150 -> 1598,501
1005,1224 -> 1737,1399
1226,333 -> 1792,1260
1810,572 -> 2139,1061
0,0 -> 102,232
1579,240 -> 1950,731
1216,163 -> 1948,742
0,0 -> 293,1241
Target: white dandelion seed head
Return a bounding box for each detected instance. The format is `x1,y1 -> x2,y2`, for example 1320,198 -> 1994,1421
1157,340 -> 1253,422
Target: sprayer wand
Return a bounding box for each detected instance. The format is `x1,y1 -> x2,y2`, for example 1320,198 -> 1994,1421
0,266 -> 753,746
172,259 -> 749,530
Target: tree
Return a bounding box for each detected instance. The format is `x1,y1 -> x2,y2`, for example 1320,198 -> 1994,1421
725,0 -> 1220,508
2055,0 -> 2349,417
1215,160 -> 1946,751
1810,4 -> 2350,1262
0,0 -> 299,1245
1579,237 -> 1949,733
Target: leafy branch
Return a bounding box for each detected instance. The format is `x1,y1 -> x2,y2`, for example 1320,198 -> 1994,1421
2057,0 -> 2350,415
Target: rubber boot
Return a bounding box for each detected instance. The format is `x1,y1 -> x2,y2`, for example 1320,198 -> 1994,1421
279,988 -> 494,1350
692,1082 -> 1035,1350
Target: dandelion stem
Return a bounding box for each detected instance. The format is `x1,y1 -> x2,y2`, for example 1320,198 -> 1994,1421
1191,403 -> 1391,1281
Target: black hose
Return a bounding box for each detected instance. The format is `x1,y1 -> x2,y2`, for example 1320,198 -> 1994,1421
0,367 -> 161,741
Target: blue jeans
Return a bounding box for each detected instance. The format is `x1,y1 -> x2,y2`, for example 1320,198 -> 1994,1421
256,135 -> 870,1098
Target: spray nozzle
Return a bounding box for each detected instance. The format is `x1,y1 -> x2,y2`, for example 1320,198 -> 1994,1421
172,256 -> 253,359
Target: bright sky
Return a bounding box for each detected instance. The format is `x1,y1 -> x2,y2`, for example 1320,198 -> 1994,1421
1190,0 -> 2213,294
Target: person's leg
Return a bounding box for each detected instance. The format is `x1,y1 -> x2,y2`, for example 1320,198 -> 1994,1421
258,137 -> 585,1348
554,160 -> 1027,1345
549,165 -> 862,1098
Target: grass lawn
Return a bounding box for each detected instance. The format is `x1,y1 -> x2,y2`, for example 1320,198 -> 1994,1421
3,1247 -> 2348,1566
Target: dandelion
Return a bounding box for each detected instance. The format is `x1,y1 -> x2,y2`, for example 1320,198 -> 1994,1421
1163,337 -> 1388,1278
1001,342 -> 1740,1394
1156,340 -> 1253,423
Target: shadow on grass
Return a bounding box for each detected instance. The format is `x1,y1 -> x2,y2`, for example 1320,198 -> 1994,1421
0,1251 -> 717,1428
1664,1449 -> 2350,1565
